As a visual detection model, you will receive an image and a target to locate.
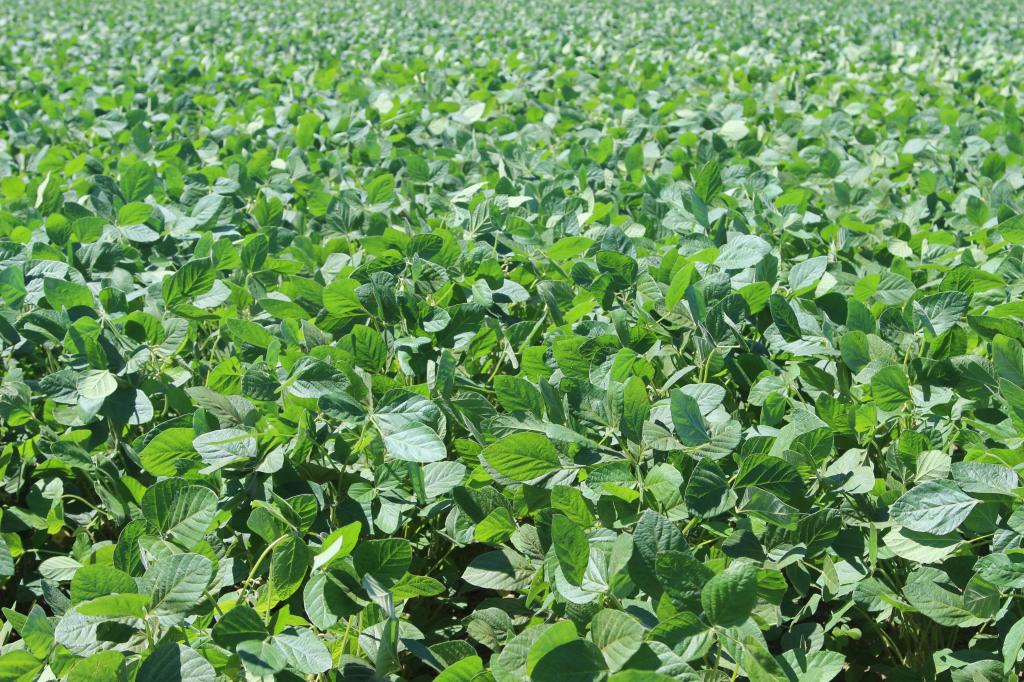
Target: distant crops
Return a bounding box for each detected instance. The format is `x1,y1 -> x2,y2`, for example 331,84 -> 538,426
1,1 -> 1024,680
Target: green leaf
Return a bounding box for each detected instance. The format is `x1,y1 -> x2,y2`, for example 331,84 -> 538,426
481,432 -> 561,481
67,652 -> 125,682
889,480 -> 978,535
0,651 -> 44,681
141,478 -> 218,548
139,428 -> 197,476
858,271 -> 916,304
974,552 -> 1024,588
162,258 -> 215,307
526,621 -> 579,676
270,534 -> 309,602
1003,615 -> 1024,674
779,650 -> 846,682
951,461 -> 1017,496
19,605 -> 54,660
694,158 -> 722,202
0,539 -> 13,579
656,549 -> 713,608
550,485 -> 593,527
788,256 -> 828,293
738,487 -> 799,530
190,194 -> 225,225
286,357 -> 348,398
870,365 -> 911,411
212,605 -> 268,649
43,277 -> 93,309
144,553 -> 214,622
532,639 -> 608,682
609,672 -> 678,682
365,173 -> 396,206
437,656 -> 484,682
462,548 -> 535,591
1001,378 -> 1024,434
701,562 -> 758,626
302,572 -> 345,630
839,331 -> 871,374
665,263 -> 697,309
621,376 -> 649,444
494,375 -> 544,417
769,294 -> 802,342
118,201 -> 153,225
381,420 -> 447,463
338,324 -> 387,371
352,538 -> 411,587
137,643 -> 215,682
76,593 -> 151,618
589,609 -> 643,672
493,624 -> 552,682
685,458 -> 736,517
237,640 -> 288,677
274,627 -> 332,675
312,520 -> 361,571
671,390 -> 711,446
548,237 -> 594,261
993,334 -> 1024,388
295,112 -> 322,148
223,318 -> 274,349
729,633 -> 790,681
552,514 -> 589,586
322,277 -> 363,318
914,291 -> 969,336
120,161 -> 155,201
77,369 -> 118,400
902,567 -> 985,627
715,234 -> 771,270
70,564 -> 137,603
474,506 -> 517,544
192,428 -> 258,469
633,510 -> 686,572
392,574 -> 445,600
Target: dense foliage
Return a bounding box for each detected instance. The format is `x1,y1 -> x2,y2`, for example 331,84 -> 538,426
2,0 -> 1024,679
